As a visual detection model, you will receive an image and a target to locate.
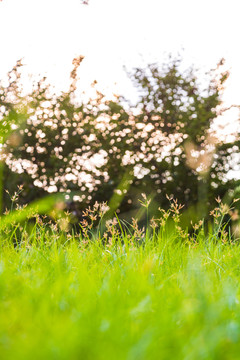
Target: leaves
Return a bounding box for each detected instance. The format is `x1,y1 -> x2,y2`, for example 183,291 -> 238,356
0,56 -> 239,220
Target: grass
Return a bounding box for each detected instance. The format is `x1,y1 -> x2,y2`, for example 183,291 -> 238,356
0,205 -> 240,360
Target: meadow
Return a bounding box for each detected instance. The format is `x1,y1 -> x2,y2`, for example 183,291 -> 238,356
1,4 -> 240,359
0,199 -> 240,359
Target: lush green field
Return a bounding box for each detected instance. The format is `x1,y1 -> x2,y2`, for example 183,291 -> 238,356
1,214 -> 240,360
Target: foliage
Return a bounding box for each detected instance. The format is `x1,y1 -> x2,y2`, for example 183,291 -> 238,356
1,56 -> 239,221
127,57 -> 240,217
0,60 -> 68,224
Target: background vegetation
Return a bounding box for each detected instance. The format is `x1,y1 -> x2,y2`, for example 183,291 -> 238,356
0,55 -> 240,226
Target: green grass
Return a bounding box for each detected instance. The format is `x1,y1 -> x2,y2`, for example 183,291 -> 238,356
1,221 -> 240,360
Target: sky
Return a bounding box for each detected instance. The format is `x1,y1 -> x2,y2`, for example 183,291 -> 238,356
0,0 -> 239,130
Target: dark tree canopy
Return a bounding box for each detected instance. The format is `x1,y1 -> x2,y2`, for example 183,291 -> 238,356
1,56 -> 239,221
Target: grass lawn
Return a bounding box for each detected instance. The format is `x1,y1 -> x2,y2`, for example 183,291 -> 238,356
0,220 -> 240,360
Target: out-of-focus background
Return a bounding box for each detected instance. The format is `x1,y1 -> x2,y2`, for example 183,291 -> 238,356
0,0 -> 239,226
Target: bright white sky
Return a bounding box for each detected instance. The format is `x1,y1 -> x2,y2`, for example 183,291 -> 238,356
0,0 -> 239,125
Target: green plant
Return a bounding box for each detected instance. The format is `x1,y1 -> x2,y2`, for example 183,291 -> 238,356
0,198 -> 240,359
1,56 -> 239,221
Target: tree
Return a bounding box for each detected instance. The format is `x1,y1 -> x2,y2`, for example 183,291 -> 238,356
124,57 -> 240,218
1,58 -> 132,215
1,56 -> 239,221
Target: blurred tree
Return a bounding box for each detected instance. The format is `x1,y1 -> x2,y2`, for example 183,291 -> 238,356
124,57 -> 240,217
1,56 -> 239,221
1,57 -> 133,215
